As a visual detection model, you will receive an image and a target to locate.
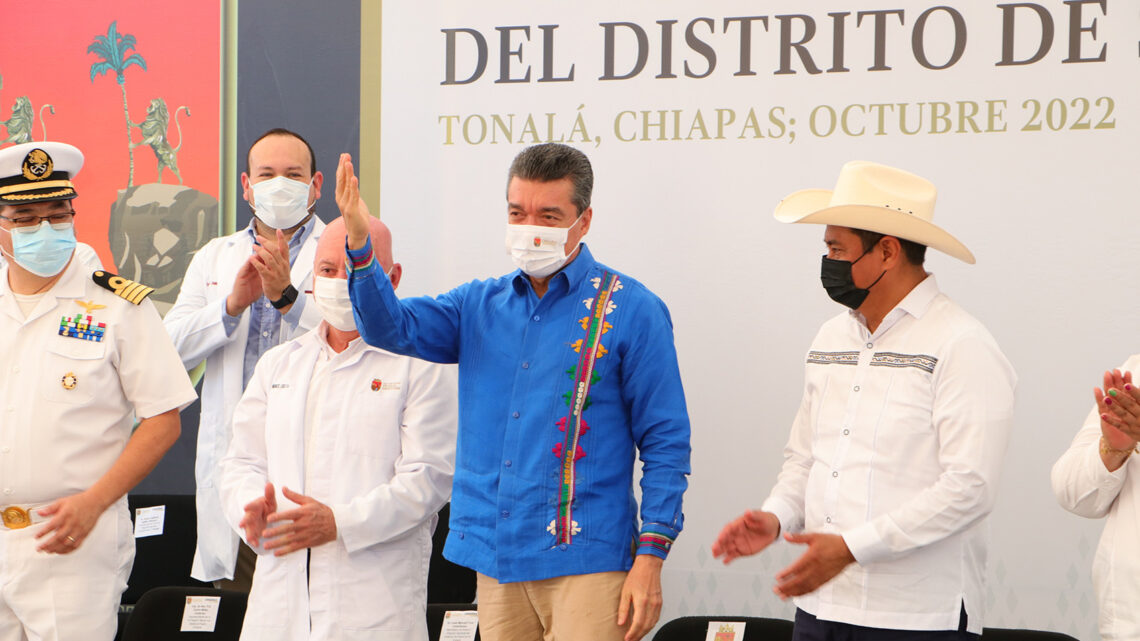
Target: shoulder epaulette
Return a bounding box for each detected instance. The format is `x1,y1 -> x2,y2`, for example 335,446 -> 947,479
92,270 -> 155,305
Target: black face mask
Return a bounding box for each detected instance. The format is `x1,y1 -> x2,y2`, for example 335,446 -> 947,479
820,248 -> 885,310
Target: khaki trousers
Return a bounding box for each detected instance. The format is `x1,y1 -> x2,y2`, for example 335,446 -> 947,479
477,571 -> 630,641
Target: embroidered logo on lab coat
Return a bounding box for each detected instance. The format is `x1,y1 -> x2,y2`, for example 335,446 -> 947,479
370,378 -> 401,392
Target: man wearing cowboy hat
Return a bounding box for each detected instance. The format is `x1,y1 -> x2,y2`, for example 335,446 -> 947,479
0,141 -> 196,640
713,161 -> 1015,639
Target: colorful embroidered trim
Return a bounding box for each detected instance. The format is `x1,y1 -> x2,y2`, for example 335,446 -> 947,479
553,270 -> 619,545
637,531 -> 675,555
346,245 -> 375,272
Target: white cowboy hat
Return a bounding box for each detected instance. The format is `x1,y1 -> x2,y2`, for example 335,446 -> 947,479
773,160 -> 975,264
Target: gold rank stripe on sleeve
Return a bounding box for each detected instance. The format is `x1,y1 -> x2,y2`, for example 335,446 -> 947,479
91,270 -> 155,305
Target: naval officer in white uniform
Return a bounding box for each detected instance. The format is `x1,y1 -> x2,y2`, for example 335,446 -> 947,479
0,141 -> 197,640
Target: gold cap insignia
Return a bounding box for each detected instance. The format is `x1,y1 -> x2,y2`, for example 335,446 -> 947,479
21,149 -> 53,181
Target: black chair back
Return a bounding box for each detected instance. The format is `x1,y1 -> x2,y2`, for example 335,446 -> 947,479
120,586 -> 246,641
124,494 -> 210,604
427,502 -> 476,603
653,615 -> 794,641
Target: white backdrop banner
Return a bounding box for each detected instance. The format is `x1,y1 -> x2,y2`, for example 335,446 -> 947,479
381,2 -> 1136,638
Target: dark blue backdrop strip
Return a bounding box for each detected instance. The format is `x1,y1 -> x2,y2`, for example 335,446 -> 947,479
137,0 -> 361,494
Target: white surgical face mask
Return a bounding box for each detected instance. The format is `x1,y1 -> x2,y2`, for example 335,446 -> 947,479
311,275 -> 356,332
250,176 -> 313,230
504,217 -> 583,278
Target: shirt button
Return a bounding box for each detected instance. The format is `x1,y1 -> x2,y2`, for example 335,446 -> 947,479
262,331 -> 269,337
843,429 -> 850,436
826,516 -> 832,523
866,342 -> 873,349
458,532 -> 465,539
559,543 -> 568,551
853,385 -> 860,392
512,411 -> 520,419
504,460 -> 512,467
533,315 -> 541,322
832,471 -> 839,478
501,511 -> 510,519
522,362 -> 530,369
3,488 -> 11,495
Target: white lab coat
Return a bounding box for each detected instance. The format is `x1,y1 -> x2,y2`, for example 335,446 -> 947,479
164,219 -> 325,581
219,324 -> 457,641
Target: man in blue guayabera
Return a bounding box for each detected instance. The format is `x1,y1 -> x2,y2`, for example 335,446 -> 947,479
334,143 -> 691,641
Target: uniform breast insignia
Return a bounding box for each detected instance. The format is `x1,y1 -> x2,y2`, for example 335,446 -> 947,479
76,300 -> 106,315
61,372 -> 78,390
59,309 -> 106,342
91,270 -> 154,305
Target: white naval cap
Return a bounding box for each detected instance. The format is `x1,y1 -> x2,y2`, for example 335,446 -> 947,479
0,141 -> 84,205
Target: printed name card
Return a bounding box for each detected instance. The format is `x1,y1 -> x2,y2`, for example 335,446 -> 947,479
134,505 -> 165,538
705,620 -> 747,641
180,596 -> 221,632
439,610 -> 479,641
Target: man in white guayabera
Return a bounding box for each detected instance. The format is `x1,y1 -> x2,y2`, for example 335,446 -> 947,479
714,161 -> 1016,641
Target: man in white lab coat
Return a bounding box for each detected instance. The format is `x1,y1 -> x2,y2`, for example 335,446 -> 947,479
219,214 -> 457,641
165,129 -> 327,588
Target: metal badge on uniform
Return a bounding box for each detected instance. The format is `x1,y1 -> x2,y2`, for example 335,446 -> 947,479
61,372 -> 78,390
59,300 -> 107,342
1,506 -> 30,529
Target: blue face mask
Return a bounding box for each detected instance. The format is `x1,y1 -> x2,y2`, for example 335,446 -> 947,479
2,220 -> 77,277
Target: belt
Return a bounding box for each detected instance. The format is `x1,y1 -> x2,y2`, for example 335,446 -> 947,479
1,504 -> 49,530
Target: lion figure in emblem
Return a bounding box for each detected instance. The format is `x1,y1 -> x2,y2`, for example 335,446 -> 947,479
130,98 -> 191,185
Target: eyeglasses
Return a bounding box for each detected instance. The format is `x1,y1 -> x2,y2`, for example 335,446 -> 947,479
0,210 -> 76,229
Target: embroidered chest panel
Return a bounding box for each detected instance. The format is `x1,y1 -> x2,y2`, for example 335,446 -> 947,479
548,271 -> 622,546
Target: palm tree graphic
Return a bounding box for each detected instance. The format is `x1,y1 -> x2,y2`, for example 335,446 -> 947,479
88,21 -> 147,188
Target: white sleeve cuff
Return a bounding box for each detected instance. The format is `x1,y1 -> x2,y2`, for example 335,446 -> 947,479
760,496 -> 803,536
842,521 -> 890,565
